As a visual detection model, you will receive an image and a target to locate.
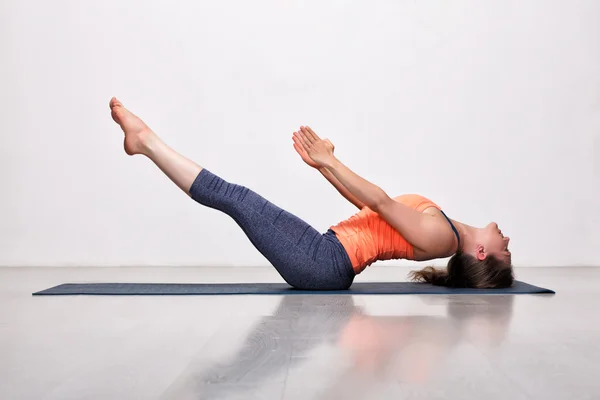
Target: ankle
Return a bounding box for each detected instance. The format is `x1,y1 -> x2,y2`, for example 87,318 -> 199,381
139,130 -> 160,157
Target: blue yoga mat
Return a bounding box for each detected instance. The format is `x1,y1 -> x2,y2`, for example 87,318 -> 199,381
32,281 -> 554,295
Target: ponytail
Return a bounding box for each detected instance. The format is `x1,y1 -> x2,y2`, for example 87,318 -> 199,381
408,266 -> 450,286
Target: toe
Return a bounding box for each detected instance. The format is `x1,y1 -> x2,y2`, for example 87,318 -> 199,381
110,97 -> 122,109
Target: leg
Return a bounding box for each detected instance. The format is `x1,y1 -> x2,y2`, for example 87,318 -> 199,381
188,168 -> 355,289
109,97 -> 201,195
109,98 -> 354,289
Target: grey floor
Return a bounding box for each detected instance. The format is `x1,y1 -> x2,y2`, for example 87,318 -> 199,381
1,266 -> 599,400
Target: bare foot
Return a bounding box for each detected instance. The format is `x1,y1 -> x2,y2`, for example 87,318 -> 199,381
109,97 -> 154,155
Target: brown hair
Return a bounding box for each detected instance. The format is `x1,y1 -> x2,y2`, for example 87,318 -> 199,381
409,250 -> 514,289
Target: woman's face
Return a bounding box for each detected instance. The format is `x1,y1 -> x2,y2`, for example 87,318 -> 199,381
481,222 -> 511,263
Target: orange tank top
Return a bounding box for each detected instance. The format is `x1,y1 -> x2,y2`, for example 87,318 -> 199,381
330,194 -> 441,274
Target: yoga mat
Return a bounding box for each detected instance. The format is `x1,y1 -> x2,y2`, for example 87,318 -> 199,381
32,281 -> 554,296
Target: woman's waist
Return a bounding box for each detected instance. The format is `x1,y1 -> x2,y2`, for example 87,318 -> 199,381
329,226 -> 413,273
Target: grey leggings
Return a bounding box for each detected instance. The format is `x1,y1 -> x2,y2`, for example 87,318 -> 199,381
189,169 -> 355,290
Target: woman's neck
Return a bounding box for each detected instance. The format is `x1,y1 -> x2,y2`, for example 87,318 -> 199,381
451,220 -> 480,251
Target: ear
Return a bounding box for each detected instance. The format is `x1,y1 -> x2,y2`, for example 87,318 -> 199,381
476,245 -> 487,261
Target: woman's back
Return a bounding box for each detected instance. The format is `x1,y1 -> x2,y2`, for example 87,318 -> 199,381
330,194 -> 447,274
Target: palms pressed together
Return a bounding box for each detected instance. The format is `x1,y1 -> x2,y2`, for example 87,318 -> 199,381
292,126 -> 335,168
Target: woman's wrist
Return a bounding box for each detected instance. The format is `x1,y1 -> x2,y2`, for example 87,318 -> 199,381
321,156 -> 339,170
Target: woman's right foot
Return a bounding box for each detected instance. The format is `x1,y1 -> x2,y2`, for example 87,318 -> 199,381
109,97 -> 154,156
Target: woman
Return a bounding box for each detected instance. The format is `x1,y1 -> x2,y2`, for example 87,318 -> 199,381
109,98 -> 513,290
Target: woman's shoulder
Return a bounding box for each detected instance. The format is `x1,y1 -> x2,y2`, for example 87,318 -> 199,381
392,194 -> 441,212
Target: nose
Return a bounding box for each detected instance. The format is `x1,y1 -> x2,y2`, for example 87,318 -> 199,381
493,222 -> 501,234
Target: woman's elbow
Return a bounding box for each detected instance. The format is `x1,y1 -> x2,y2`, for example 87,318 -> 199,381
370,191 -> 392,212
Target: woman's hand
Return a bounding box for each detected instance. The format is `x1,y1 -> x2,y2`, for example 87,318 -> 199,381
292,129 -> 319,169
293,126 -> 336,168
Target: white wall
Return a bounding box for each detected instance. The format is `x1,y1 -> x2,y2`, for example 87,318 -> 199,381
1,0 -> 599,268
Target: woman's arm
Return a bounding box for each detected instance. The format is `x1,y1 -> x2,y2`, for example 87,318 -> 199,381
324,157 -> 390,211
292,132 -> 364,210
325,157 -> 448,254
295,127 -> 452,255
318,166 -> 365,210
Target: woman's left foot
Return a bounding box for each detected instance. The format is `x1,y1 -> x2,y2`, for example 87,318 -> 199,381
109,97 -> 155,156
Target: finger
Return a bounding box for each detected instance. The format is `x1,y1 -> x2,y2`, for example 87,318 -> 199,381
293,143 -> 307,157
300,126 -> 316,144
293,143 -> 302,155
293,131 -> 305,147
293,131 -> 308,151
301,126 -> 318,143
292,131 -> 304,146
296,129 -> 312,148
306,126 -> 321,141
292,135 -> 306,152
